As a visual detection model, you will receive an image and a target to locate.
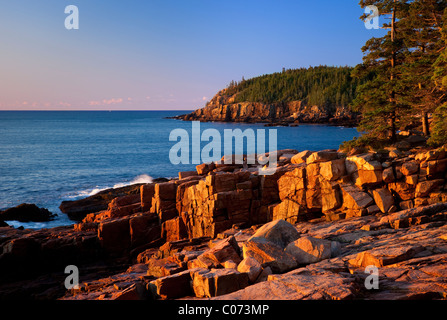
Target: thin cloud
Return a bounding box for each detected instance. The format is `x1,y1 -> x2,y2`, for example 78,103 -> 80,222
89,98 -> 123,106
58,102 -> 72,107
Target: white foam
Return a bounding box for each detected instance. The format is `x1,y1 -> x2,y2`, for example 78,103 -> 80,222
65,187 -> 108,199
65,174 -> 154,199
113,174 -> 153,189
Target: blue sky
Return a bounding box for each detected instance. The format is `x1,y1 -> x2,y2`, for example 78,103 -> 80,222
0,1 -> 385,110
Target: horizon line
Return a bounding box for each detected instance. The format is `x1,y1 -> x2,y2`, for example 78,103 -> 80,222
0,109 -> 194,112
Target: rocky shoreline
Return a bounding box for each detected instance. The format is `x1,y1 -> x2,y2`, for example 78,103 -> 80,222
1,141 -> 447,300
59,177 -> 169,221
171,88 -> 360,127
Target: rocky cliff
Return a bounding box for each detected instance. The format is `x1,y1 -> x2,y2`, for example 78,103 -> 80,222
175,88 -> 360,126
1,143 -> 447,300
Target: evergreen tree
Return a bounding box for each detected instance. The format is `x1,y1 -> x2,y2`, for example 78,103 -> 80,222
433,8 -> 447,88
399,0 -> 446,136
227,66 -> 362,108
429,8 -> 447,145
353,0 -> 409,143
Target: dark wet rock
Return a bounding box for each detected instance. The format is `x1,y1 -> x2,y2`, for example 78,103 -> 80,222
0,203 -> 56,222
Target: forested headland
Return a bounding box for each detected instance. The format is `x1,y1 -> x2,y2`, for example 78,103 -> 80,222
225,66 -> 362,111
181,0 -> 447,148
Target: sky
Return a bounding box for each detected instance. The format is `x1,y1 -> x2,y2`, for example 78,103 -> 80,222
0,0 -> 386,111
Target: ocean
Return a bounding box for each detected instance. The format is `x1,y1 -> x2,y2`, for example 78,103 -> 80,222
0,111 -> 360,229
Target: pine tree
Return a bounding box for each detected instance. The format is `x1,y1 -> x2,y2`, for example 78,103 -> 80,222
398,0 -> 446,136
429,8 -> 447,145
433,8 -> 447,88
353,0 -> 408,143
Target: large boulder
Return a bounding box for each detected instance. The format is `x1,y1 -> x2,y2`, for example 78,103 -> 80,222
372,188 -> 395,214
271,200 -> 302,224
415,179 -> 444,198
196,163 -> 215,175
237,257 -> 263,283
248,219 -> 300,249
346,153 -> 382,173
401,161 -> 419,176
291,150 -> 312,164
161,217 -> 187,242
321,180 -> 343,213
242,239 -> 298,273
107,195 -> 141,219
305,163 -> 323,210
277,166 -> 306,201
382,167 -> 395,183
388,182 -> 415,201
194,236 -> 242,268
285,237 -> 337,265
150,268 -> 198,299
345,154 -> 383,188
319,159 -> 346,181
355,169 -> 383,188
341,184 -> 374,214
192,268 -> 249,298
155,182 -> 177,201
306,150 -> 339,165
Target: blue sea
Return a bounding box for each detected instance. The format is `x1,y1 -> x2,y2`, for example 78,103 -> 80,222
0,111 -> 360,229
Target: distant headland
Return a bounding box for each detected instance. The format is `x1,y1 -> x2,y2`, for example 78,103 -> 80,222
172,66 -> 361,127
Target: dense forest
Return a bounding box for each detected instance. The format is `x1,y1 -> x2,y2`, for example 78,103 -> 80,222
225,66 -> 364,110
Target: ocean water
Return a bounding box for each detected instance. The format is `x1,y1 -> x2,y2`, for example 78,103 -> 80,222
0,111 -> 360,229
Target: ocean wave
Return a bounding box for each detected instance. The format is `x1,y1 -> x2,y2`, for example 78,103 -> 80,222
112,174 -> 153,189
65,174 -> 154,199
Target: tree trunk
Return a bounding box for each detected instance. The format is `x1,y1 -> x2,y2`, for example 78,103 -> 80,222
389,112 -> 397,143
389,0 -> 397,143
422,111 -> 430,136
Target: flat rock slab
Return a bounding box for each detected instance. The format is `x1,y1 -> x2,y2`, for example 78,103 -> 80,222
379,203 -> 447,227
348,244 -> 425,268
214,269 -> 357,300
